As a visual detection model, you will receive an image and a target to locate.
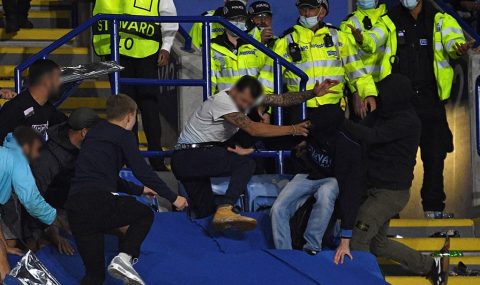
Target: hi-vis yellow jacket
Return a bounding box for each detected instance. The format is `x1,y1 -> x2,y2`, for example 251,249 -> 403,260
189,9 -> 226,49
211,34 -> 267,94
340,4 -> 396,83
258,24 -> 377,107
93,0 -> 161,58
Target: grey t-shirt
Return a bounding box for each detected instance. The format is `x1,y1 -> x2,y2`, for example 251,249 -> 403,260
178,90 -> 240,144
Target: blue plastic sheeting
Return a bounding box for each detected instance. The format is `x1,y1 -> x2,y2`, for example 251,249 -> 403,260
7,213 -> 387,285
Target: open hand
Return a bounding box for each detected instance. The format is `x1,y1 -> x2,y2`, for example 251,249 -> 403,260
0,89 -> 16,100
334,238 -> 353,265
364,96 -> 377,116
56,237 -> 75,256
347,24 -> 363,45
352,92 -> 366,118
6,246 -> 23,256
313,79 -> 339,98
292,120 -> 311,136
454,41 -> 474,56
227,145 -> 255,156
157,49 -> 170,66
173,196 -> 188,211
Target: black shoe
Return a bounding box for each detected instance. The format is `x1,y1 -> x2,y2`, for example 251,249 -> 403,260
19,19 -> 33,29
5,19 -> 19,34
430,230 -> 460,238
454,261 -> 480,276
428,257 -> 449,285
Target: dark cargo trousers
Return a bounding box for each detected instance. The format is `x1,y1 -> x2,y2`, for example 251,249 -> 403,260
350,188 -> 434,275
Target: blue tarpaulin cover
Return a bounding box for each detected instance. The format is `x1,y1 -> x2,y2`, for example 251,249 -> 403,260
7,212 -> 387,285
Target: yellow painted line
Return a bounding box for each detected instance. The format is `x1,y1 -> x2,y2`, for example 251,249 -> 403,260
30,0 -> 62,5
0,80 -> 111,89
385,276 -> 479,285
389,219 -> 474,228
0,47 -> 87,55
393,238 -> 480,251
59,98 -> 107,110
0,66 -> 21,77
379,256 -> 480,265
0,29 -> 71,40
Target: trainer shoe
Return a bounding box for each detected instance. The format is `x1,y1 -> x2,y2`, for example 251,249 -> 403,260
428,256 -> 449,285
212,204 -> 257,232
107,255 -> 145,285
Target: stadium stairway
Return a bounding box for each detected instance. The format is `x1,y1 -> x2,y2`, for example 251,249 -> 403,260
0,0 -> 148,146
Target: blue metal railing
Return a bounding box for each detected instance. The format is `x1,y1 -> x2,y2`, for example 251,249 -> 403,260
14,14 -> 308,173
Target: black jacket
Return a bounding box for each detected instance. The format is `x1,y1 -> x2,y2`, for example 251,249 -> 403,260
342,74 -> 421,190
31,123 -> 78,208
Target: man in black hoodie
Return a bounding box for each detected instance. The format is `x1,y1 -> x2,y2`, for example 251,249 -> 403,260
344,74 -> 447,285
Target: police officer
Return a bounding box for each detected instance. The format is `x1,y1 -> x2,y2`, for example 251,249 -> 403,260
248,1 -> 276,47
92,0 -> 178,170
189,0 -> 250,49
258,0 -> 377,122
388,0 -> 469,218
340,0 -> 396,118
211,1 -> 267,94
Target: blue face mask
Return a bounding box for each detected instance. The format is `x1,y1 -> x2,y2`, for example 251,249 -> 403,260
357,0 -> 377,10
400,0 -> 419,10
230,21 -> 247,32
299,15 -> 320,29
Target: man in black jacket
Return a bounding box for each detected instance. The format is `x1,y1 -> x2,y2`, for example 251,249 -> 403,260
344,74 -> 447,285
29,108 -> 99,255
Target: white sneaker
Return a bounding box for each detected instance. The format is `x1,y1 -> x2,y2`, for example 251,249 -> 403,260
107,255 -> 145,285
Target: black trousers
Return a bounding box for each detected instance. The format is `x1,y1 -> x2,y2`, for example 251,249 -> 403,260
1,0 -> 30,21
171,146 -> 256,218
412,88 -> 453,212
66,191 -> 154,285
118,54 -> 164,169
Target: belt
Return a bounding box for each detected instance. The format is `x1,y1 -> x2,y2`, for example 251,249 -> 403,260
174,143 -> 223,151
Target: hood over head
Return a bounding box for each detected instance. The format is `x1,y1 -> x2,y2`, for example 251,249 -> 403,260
376,73 -> 415,116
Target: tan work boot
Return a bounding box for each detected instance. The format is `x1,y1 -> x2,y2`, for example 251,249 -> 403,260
212,204 -> 257,232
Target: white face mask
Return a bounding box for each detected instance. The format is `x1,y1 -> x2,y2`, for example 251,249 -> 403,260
400,0 -> 419,10
299,8 -> 322,29
227,21 -> 247,38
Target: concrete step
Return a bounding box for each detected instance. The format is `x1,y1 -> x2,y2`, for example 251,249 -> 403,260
380,256 -> 480,276
0,80 -> 111,97
385,276 -> 479,285
0,28 -> 71,41
393,238 -> 480,252
0,11 -> 71,28
1,0 -> 70,10
389,219 -> 475,238
0,47 -> 88,66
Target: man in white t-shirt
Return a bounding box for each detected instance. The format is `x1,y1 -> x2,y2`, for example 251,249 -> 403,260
172,75 -> 338,231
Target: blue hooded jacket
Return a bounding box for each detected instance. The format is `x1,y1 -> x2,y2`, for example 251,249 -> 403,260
0,133 -> 56,225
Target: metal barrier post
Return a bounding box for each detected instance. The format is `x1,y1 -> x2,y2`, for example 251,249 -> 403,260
109,19 -> 120,95
273,58 -> 285,173
201,21 -> 212,100
14,69 -> 21,94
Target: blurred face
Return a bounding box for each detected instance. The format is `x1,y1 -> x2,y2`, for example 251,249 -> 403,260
252,14 -> 272,28
125,111 -> 137,131
43,69 -> 61,100
22,139 -> 42,163
230,87 -> 255,113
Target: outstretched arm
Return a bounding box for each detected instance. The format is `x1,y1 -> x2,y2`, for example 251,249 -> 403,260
262,79 -> 339,107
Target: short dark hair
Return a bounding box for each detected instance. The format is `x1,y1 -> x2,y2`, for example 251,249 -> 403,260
106,94 -> 138,120
13,126 -> 42,147
28,59 -> 60,86
234,75 -> 264,99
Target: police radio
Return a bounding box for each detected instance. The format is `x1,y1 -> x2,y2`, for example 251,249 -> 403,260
324,34 -> 334,48
362,16 -> 373,30
288,41 -> 302,62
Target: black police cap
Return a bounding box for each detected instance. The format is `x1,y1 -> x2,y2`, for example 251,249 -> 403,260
223,1 -> 247,19
248,1 -> 273,16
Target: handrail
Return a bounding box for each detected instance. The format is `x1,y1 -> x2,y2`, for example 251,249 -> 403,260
14,14 -> 309,173
432,0 -> 480,47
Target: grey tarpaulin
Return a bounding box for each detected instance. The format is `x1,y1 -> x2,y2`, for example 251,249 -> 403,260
60,61 -> 124,84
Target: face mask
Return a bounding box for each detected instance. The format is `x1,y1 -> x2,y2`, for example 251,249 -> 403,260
230,21 -> 247,32
299,15 -> 320,29
400,0 -> 419,10
357,0 -> 377,10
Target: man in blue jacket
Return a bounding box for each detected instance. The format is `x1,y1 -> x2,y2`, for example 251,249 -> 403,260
0,126 -> 57,281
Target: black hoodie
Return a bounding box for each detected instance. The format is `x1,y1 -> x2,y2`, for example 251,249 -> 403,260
342,74 -> 421,190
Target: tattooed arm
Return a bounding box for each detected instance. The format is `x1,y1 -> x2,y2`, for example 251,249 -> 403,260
223,112 -> 311,137
263,79 -> 340,107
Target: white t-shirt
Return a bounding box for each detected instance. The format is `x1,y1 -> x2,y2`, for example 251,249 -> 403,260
178,89 -> 241,144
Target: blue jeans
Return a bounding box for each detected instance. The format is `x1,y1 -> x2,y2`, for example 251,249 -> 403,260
271,174 -> 339,251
